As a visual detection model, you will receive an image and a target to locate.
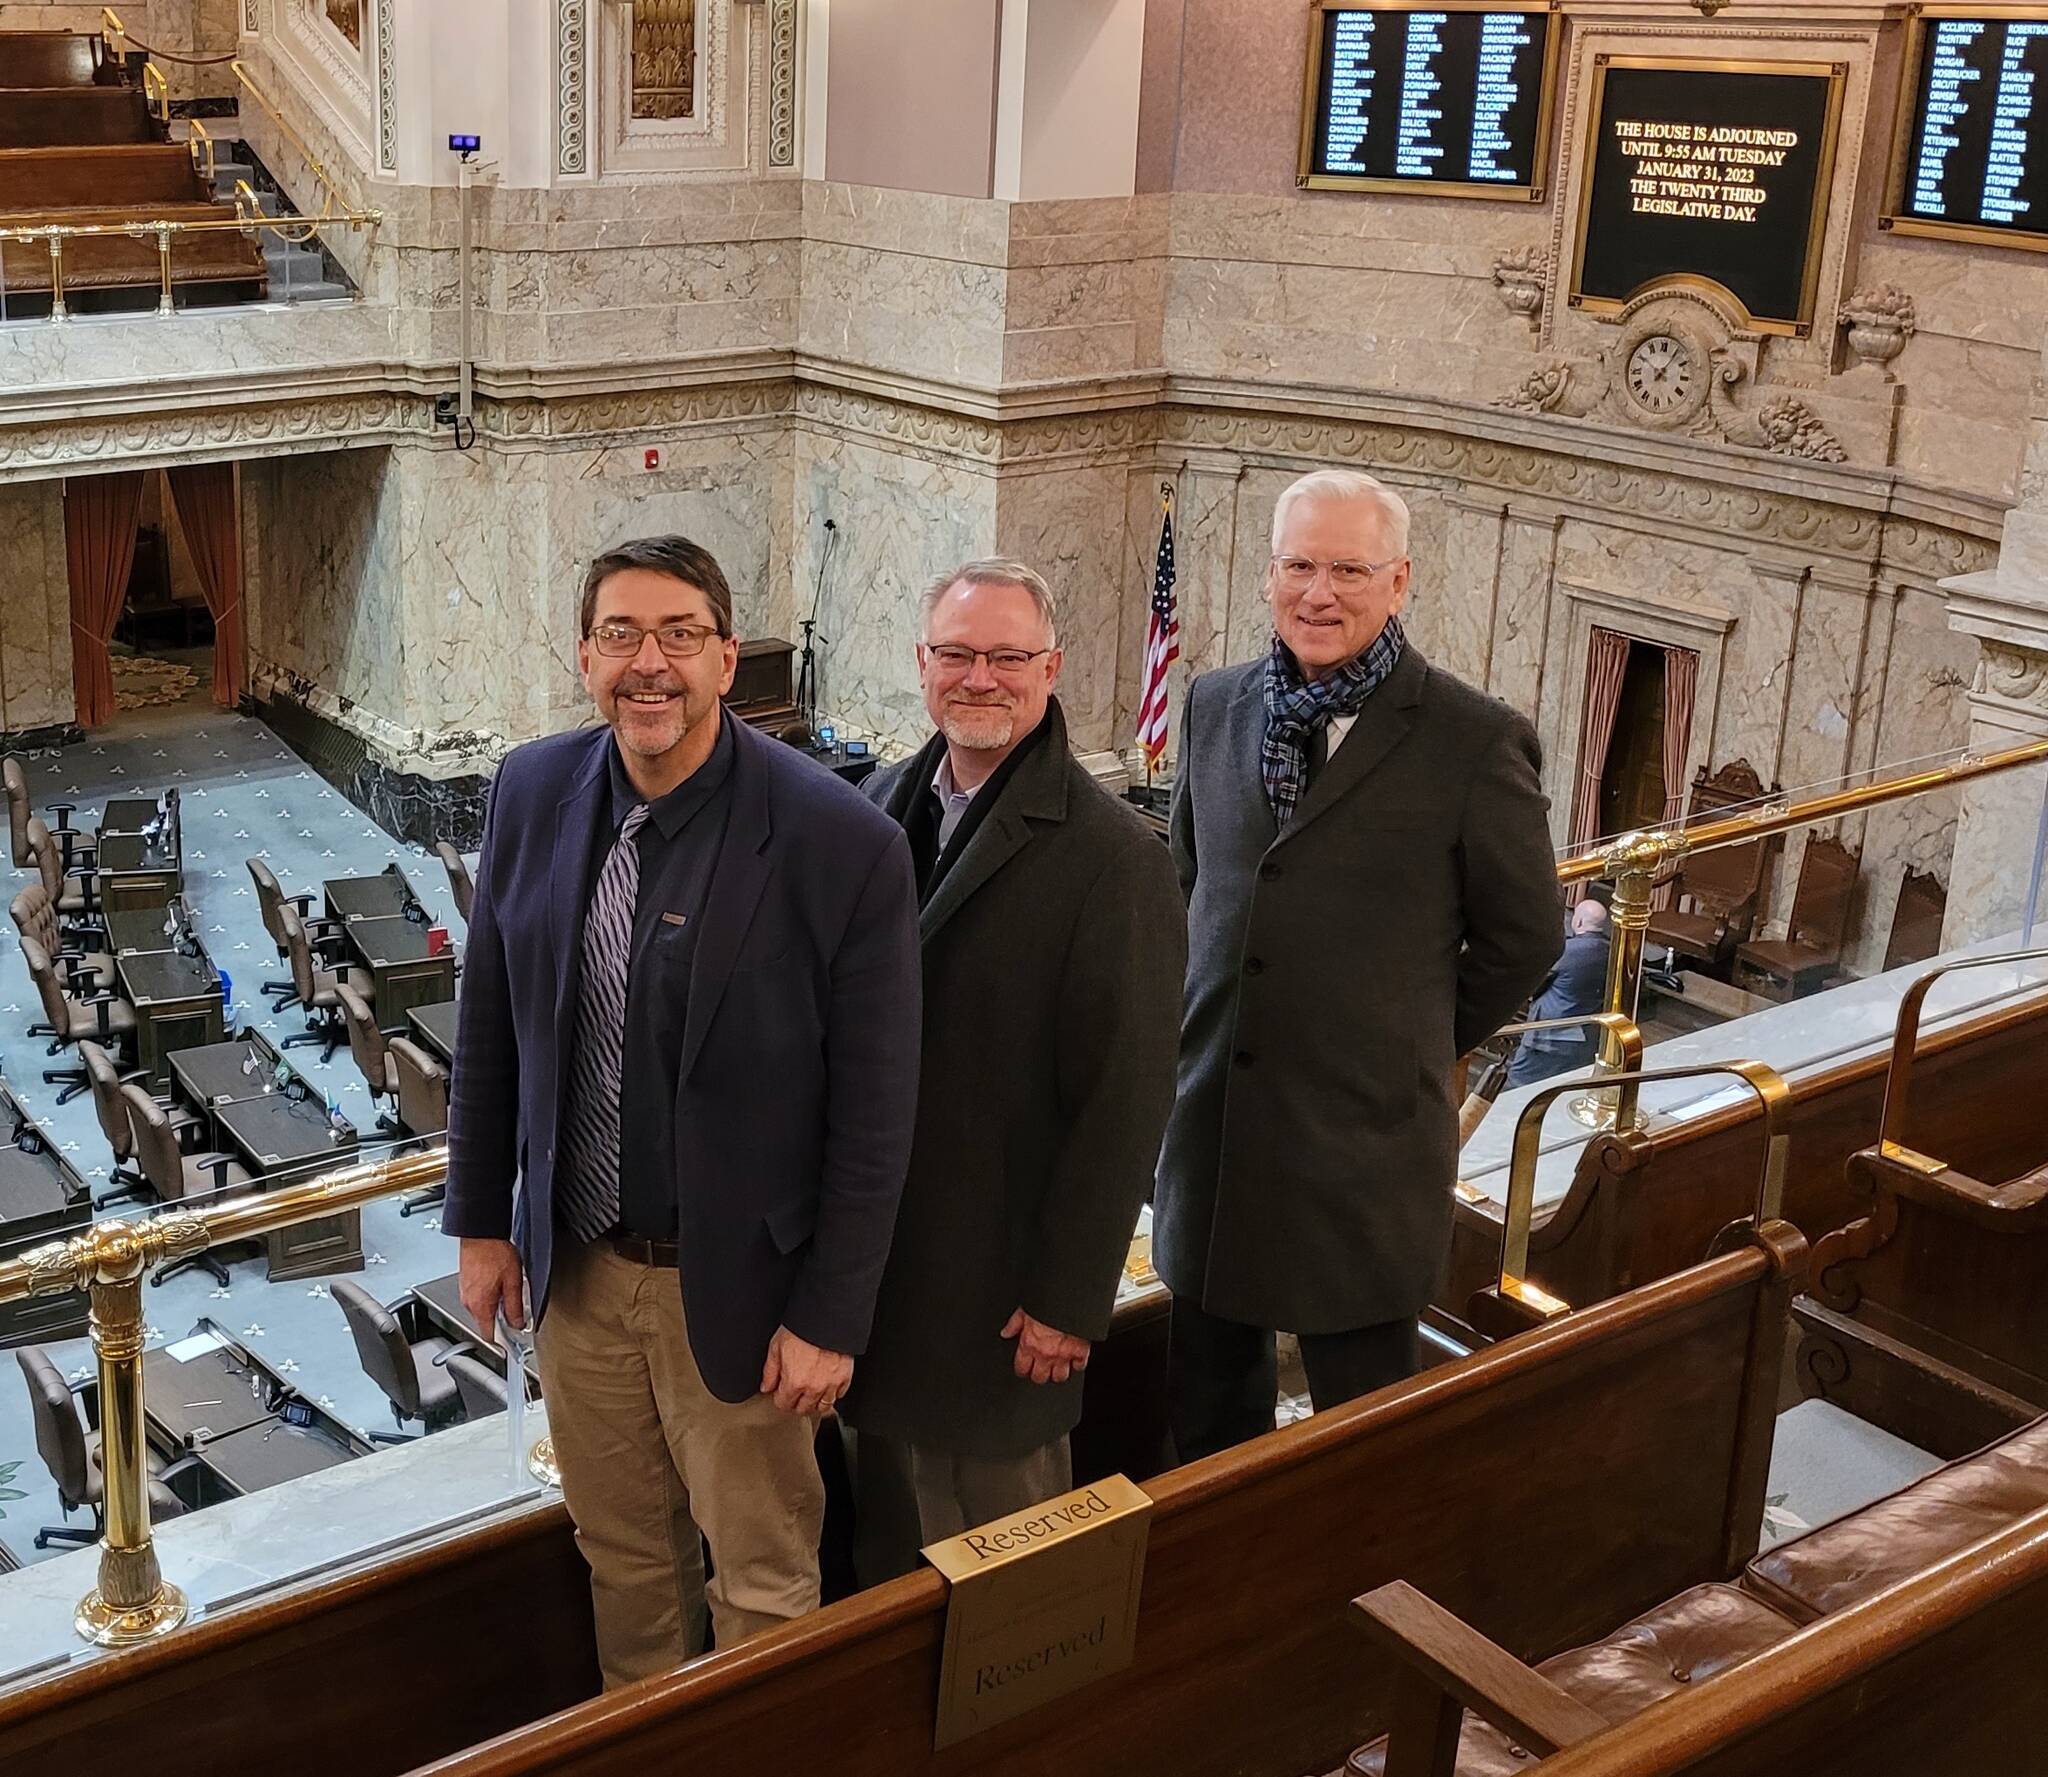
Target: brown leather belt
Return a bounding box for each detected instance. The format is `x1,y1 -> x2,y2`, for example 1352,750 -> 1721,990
606,1231 -> 681,1267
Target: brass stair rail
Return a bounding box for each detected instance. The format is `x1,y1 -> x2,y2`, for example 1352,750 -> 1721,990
1494,1057 -> 1791,1313
1549,737 -> 2048,1129
1873,946 -> 2048,1172
0,1148 -> 446,1647
229,58 -> 375,222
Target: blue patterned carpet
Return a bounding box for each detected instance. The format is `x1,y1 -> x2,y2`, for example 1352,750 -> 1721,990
0,691 -> 468,1564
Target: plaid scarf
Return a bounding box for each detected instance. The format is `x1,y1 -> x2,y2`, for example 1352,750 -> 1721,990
1260,618 -> 1407,828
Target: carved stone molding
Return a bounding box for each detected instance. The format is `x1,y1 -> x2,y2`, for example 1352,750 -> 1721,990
374,0 -> 396,173
1491,247 -> 1548,335
0,394 -> 430,479
1837,284 -> 1917,381
767,0 -> 799,168
244,0 -> 261,34
484,379 -> 795,441
284,0 -> 371,109
1978,641 -> 2048,710
558,0 -> 589,176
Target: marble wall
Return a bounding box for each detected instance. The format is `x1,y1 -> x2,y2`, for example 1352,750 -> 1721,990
0,479 -> 73,738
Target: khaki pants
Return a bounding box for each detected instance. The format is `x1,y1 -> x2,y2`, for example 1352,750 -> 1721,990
850,1430 -> 1072,1587
536,1237 -> 824,1688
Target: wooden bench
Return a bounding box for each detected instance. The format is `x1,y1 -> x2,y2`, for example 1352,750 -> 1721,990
0,88 -> 157,149
0,203 -> 266,300
0,1232 -> 1802,1777
1440,983 -> 2048,1336
0,144 -> 206,212
1349,1415 -> 2048,1775
0,33 -> 111,88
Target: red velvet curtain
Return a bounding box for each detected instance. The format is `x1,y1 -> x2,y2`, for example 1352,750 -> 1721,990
167,463 -> 245,708
1651,645 -> 1701,910
1566,628 -> 1632,903
63,470 -> 144,729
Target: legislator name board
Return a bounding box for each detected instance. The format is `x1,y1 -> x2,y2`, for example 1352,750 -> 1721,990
1885,7 -> 2048,252
1298,2 -> 1562,200
1568,56 -> 1847,336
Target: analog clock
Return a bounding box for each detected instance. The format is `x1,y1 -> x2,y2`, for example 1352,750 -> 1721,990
1625,332 -> 1696,418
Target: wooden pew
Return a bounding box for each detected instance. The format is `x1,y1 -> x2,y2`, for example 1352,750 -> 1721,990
0,88 -> 157,149
0,204 -> 267,301
1441,985 -> 2048,1334
0,33 -> 111,88
0,144 -> 207,211
0,1233 -> 1801,1777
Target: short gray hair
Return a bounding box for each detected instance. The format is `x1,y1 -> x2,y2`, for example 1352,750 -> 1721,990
919,559 -> 1058,646
1270,469 -> 1411,560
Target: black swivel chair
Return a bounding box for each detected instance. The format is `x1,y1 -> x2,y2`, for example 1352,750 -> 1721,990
17,1346 -> 187,1549
445,1351 -> 509,1420
330,1279 -> 464,1440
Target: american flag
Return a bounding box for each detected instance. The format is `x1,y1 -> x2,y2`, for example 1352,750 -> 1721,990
1136,498 -> 1180,767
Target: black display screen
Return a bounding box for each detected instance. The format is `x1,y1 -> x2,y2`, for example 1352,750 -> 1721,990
1573,62 -> 1839,330
1896,14 -> 2048,240
1306,6 -> 1554,194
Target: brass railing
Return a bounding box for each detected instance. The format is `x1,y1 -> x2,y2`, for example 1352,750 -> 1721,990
0,24 -> 382,320
1548,736 -> 2048,1128
0,1149 -> 447,1646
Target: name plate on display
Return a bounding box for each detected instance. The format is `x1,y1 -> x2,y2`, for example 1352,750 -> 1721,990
1568,56 -> 1847,336
922,1474 -> 1153,1750
1299,2 -> 1562,199
1885,7 -> 2048,251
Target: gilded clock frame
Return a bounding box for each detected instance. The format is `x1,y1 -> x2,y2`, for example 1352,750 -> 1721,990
1880,4 -> 2048,256
1565,54 -> 1849,340
1296,0 -> 1564,202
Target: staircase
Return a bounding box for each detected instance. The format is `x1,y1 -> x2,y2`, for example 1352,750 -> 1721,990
209,146 -> 354,305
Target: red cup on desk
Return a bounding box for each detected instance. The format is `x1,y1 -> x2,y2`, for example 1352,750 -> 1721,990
427,924 -> 450,956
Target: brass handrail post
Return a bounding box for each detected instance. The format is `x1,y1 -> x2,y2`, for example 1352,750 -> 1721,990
153,223 -> 174,314
20,1213 -> 211,1645
47,235 -> 67,322
1568,829 -> 1684,1131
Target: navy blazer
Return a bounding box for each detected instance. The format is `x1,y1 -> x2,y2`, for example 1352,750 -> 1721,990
1521,929 -> 1611,1053
442,717 -> 923,1403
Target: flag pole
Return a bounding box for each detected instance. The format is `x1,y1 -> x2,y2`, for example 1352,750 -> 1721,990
1147,480 -> 1174,795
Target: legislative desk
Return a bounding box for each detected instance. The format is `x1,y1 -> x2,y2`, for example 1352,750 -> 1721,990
411,1271 -> 539,1393
102,905 -> 179,957
0,1086 -> 88,1348
93,790 -> 182,913
345,915 -> 457,1036
98,797 -> 164,837
168,1032 -> 283,1110
324,871 -> 412,924
407,997 -> 458,1065
118,949 -> 225,1089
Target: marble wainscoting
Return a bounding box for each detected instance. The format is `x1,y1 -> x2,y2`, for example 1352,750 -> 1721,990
0,478 -> 74,736
1003,197 -> 1168,389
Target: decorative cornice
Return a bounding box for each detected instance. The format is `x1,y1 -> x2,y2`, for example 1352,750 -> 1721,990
767,0 -> 799,169
0,394 -> 431,479
557,0 -> 589,176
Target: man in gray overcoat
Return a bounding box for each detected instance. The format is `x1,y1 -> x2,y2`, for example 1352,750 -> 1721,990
842,559 -> 1185,1581
1155,469 -> 1562,1461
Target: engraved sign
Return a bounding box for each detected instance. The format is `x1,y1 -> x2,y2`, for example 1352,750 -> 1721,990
923,1474 -> 1153,1750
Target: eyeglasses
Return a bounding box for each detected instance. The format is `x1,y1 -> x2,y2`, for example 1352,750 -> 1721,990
921,644 -> 1054,674
587,621 -> 724,659
1268,555 -> 1404,593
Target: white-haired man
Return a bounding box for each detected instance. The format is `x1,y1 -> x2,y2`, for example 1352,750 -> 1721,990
1154,469 -> 1562,1460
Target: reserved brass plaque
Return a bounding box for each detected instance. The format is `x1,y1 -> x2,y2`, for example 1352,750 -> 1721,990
922,1473 -> 1153,1750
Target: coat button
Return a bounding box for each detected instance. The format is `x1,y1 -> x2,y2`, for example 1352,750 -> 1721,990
1234,1050 -> 1254,1069
1243,956 -> 1264,976
1260,861 -> 1282,881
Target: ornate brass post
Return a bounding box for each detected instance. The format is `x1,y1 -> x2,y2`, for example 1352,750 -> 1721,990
528,1435 -> 561,1488
21,1213 -> 210,1645
153,223 -> 174,315
1568,828 -> 1686,1131
47,235 -> 67,322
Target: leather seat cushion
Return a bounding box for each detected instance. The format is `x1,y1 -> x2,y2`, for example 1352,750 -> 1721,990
1744,1415 -> 2048,1624
1648,910 -> 1722,949
411,1336 -> 459,1417
1346,1585 -> 1797,1775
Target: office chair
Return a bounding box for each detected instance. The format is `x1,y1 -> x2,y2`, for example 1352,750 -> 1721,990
25,816 -> 101,934
21,932 -> 135,1104
330,1278 -> 464,1440
434,841 -> 475,925
278,904 -> 372,1063
5,756 -> 90,873
79,1040 -> 172,1211
336,984 -> 400,1133
446,1351 -> 509,1421
391,1036 -> 450,1217
16,1346 -> 186,1550
10,883 -> 114,1012
122,1083 -> 250,1286
247,857 -> 331,1010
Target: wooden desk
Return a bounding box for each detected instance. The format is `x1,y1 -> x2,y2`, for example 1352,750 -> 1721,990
95,829 -> 180,913
214,1095 -> 362,1281
99,797 -> 162,837
118,948 -> 225,1088
407,998 -> 459,1065
168,1035 -> 284,1111
411,1271 -> 539,1392
325,872 -> 411,923
347,915 -> 458,1036
0,1097 -> 90,1345
104,905 -> 178,956
142,1340 -> 275,1453
192,1415 -> 361,1497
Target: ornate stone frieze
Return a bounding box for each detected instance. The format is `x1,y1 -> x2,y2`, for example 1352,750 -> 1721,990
768,0 -> 799,168
0,394 -> 430,480
374,0 -> 396,173
245,0 -> 262,34
1977,641 -> 2048,710
558,0 -> 589,176
483,380 -> 795,441
285,0 -> 371,109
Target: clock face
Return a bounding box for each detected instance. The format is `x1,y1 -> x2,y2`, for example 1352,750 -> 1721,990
1626,333 -> 1695,416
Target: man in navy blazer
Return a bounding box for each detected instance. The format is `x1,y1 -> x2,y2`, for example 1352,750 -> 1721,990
443,535 -> 920,1687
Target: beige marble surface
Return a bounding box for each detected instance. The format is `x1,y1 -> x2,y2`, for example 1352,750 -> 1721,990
0,479 -> 72,733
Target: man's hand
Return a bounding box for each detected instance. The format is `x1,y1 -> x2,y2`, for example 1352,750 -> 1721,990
458,1237 -> 527,1341
1001,1308 -> 1090,1385
760,1325 -> 852,1416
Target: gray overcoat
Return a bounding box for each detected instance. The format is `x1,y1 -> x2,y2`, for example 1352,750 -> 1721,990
840,699 -> 1186,1459
1153,644 -> 1562,1333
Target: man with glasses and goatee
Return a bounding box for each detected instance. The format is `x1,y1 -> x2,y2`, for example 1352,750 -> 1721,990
1155,470 -> 1561,1462
444,535 -> 921,1686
